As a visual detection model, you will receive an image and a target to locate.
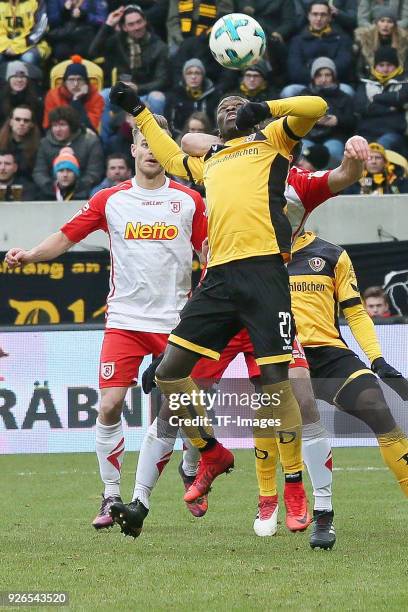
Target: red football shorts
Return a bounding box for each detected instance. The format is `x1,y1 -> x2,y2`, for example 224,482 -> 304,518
192,330 -> 308,385
99,328 -> 169,388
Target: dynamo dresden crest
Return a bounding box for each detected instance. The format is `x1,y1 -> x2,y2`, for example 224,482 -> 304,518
101,362 -> 115,380
308,257 -> 325,272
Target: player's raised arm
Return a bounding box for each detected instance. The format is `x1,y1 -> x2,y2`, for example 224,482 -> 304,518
110,82 -> 204,182
181,133 -> 221,157
328,136 -> 369,193
5,231 -> 73,269
236,96 -> 328,141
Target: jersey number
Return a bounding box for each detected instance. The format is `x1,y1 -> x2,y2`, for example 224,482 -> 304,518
279,311 -> 292,346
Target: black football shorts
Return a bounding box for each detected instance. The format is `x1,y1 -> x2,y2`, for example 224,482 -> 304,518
169,255 -> 294,365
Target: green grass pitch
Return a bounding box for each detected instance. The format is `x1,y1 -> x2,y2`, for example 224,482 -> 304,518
2,448 -> 407,611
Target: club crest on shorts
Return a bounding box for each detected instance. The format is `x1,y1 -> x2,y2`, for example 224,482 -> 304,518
101,362 -> 115,380
308,257 -> 325,272
170,201 -> 181,213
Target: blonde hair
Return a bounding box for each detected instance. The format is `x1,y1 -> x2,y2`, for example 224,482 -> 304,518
132,114 -> 171,143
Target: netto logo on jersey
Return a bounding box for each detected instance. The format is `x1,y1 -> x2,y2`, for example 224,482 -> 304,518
124,222 -> 179,240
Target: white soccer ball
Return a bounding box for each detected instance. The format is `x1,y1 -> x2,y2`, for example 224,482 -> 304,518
209,13 -> 267,71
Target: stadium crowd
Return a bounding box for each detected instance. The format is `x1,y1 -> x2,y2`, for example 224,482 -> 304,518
1,0 -> 408,201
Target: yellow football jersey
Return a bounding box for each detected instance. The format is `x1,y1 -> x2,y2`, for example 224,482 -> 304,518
288,232 -> 382,362
134,96 -> 328,267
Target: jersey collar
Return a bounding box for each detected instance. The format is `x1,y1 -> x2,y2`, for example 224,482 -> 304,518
131,175 -> 169,193
292,231 -> 316,253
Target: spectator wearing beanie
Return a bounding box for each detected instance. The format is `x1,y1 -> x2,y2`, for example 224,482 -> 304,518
354,7 -> 408,78
0,61 -> 43,127
50,148 -> 81,201
297,143 -> 330,172
238,61 -> 280,102
164,58 -> 219,136
43,55 -> 104,132
354,45 -> 408,154
358,1 -> 408,29
298,57 -> 355,166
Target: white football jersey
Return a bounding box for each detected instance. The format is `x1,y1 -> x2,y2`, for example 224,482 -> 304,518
61,177 -> 207,332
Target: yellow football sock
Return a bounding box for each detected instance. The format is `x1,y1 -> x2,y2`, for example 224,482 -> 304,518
264,381 -> 303,475
155,376 -> 213,449
377,427 -> 408,497
253,437 -> 279,496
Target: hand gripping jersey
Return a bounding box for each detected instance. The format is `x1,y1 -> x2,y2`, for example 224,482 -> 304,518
61,177 -> 207,332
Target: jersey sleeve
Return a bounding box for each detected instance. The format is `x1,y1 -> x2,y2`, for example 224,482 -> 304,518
290,168 -> 334,212
262,117 -> 298,156
135,108 -> 204,182
60,190 -> 108,243
190,192 -> 208,252
334,249 -> 382,363
334,249 -> 361,308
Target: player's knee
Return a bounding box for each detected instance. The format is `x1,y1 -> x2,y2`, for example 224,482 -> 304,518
99,395 -> 124,422
156,345 -> 199,380
260,362 -> 289,385
337,381 -> 396,434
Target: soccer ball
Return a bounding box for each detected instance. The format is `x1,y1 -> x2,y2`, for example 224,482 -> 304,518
209,13 -> 266,71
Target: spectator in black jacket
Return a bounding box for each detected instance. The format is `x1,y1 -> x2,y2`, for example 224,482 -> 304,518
0,150 -> 36,202
165,58 -> 219,136
284,1 -> 353,97
354,46 -> 408,154
298,56 -> 355,165
0,105 -> 41,179
295,0 -> 357,37
89,4 -> 169,113
0,61 -> 43,127
238,60 -> 280,102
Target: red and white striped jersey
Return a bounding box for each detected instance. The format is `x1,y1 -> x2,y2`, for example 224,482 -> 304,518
61,177 -> 207,332
285,166 -> 334,243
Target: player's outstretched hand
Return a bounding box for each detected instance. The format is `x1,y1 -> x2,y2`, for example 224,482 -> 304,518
344,136 -> 370,161
4,248 -> 30,269
109,81 -> 145,116
235,102 -> 269,131
372,357 -> 408,400
142,353 -> 164,394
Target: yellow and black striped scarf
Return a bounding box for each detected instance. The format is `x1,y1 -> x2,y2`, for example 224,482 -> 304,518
178,0 -> 216,37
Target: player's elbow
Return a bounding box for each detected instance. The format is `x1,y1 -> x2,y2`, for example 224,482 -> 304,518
315,97 -> 328,118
